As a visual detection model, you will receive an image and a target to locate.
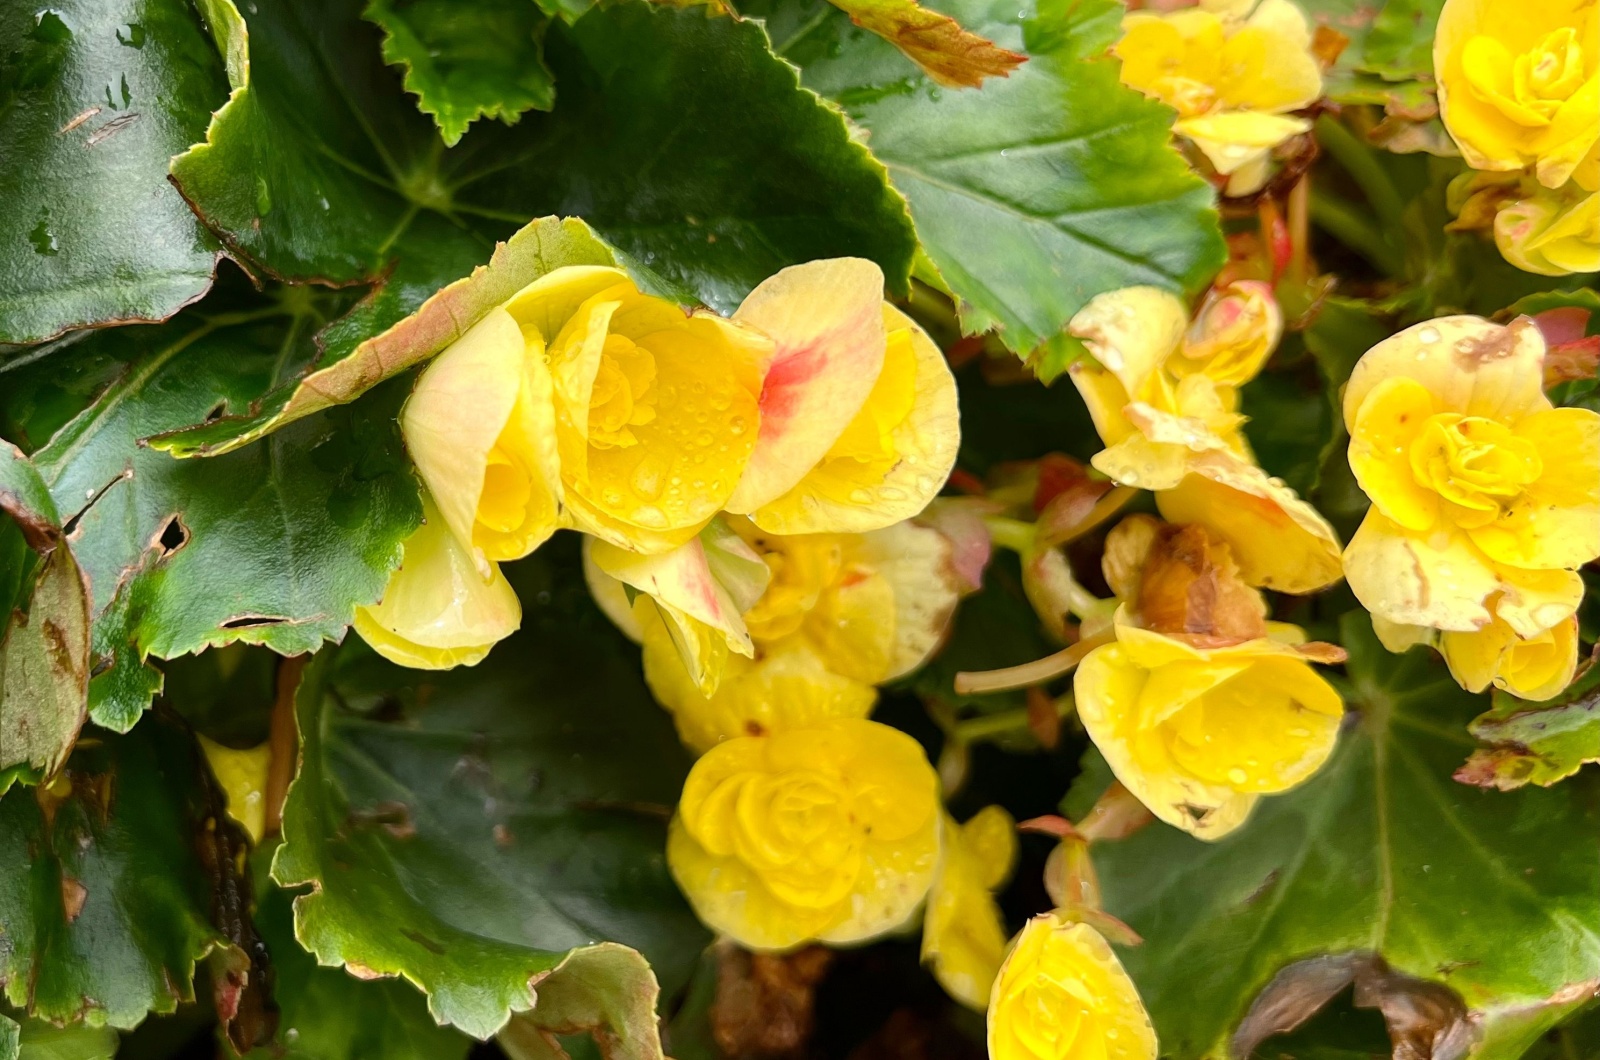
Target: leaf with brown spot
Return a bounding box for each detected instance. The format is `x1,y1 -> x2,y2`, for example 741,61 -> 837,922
1,545 -> 90,785
829,0 -> 1024,88
1458,651 -> 1600,791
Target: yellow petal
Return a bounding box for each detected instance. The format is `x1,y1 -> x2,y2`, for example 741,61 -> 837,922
1343,510 -> 1583,635
643,620 -> 876,755
988,915 -> 1157,1060
727,258 -> 888,513
1177,111 -> 1311,176
1178,280 -> 1282,387
1442,612 -> 1579,700
1344,315 -> 1551,430
1347,377 -> 1443,532
851,519 -> 963,679
354,496 -> 521,670
1069,286 -> 1189,410
402,307 -> 563,576
501,265 -> 634,341
923,808 -> 1015,1011
743,306 -> 960,534
1467,406 -> 1600,570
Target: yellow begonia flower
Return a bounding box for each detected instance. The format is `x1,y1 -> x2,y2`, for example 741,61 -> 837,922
1075,609 -> 1344,839
1343,315 -> 1600,636
988,912 -> 1157,1060
405,265 -> 771,562
923,806 -> 1017,1011
1116,0 -> 1322,195
1434,0 -> 1600,190
1442,611 -> 1580,700
725,259 -> 960,535
667,717 -> 942,950
1069,286 -> 1344,594
354,495 -> 522,670
1495,186 -> 1600,275
635,519 -> 963,751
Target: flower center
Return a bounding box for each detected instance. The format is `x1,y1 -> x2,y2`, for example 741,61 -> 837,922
1518,28 -> 1586,104
1012,978 -> 1094,1056
478,446 -> 532,534
1408,413 -> 1542,517
588,333 -> 657,449
740,536 -> 846,645
1463,30 -> 1588,127
710,769 -> 862,909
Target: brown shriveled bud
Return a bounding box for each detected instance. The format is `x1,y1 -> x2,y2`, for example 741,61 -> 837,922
711,941 -> 834,1057
1132,523 -> 1268,644
1102,514 -> 1163,603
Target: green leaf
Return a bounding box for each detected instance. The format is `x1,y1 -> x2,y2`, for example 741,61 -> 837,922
1458,660 -> 1600,792
495,946 -> 669,1060
0,0 -> 228,347
168,0 -> 914,352
0,1015 -> 118,1060
273,543 -> 709,1040
751,0 -> 1226,375
245,844 -> 474,1060
0,286 -> 423,731
364,0 -> 555,146
1094,614 -> 1600,1058
0,713 -> 238,1029
149,217 -> 617,458
1240,366 -> 1334,499
0,546 -> 90,783
1362,0 -> 1445,82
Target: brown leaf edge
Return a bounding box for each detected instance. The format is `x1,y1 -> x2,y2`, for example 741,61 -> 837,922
147,216 -> 618,458
495,943 -> 669,1060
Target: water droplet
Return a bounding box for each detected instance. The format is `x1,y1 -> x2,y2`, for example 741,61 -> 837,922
633,505 -> 667,528
255,175 -> 272,216
1417,327 -> 1440,345
849,488 -> 873,504
1227,767 -> 1248,785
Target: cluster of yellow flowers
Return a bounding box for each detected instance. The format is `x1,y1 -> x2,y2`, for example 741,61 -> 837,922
1343,314 -> 1598,699
1116,0 -> 1324,196
1436,0 -> 1599,275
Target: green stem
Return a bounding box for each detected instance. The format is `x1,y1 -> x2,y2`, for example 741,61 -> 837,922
982,515 -> 1036,554
1315,115 -> 1407,232
953,694 -> 1075,743
1310,193 -> 1406,277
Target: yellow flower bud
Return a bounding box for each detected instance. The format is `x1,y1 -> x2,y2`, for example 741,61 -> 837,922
354,495 -> 522,670
1075,609 -> 1344,839
988,912 -> 1157,1060
1068,287 -> 1344,594
1435,0 -> 1600,189
1494,186 -> 1600,276
1442,611 -> 1579,701
923,806 -> 1017,1010
1343,315 -> 1599,636
725,260 -> 960,535
1116,0 -> 1322,195
667,718 -> 942,950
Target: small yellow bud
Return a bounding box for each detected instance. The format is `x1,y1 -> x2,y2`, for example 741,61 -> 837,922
354,495 -> 522,670
988,913 -> 1157,1060
667,718 -> 942,950
1442,611 -> 1580,701
1494,186 -> 1600,276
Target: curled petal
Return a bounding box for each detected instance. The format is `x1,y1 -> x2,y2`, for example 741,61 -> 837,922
354,497 -> 521,670
853,520 -> 964,679
727,258 -> 888,513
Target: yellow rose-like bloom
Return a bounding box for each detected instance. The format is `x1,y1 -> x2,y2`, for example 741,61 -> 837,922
922,806 -> 1017,1011
638,519 -> 962,751
509,268 -> 770,553
667,717 -> 942,950
988,912 -> 1157,1060
1495,186 -> 1600,275
1442,611 -> 1579,700
1075,610 -> 1344,839
726,259 -> 960,535
1435,0 -> 1599,189
1116,0 -> 1322,195
354,495 -> 522,670
1069,286 -> 1344,594
1343,315 -> 1600,637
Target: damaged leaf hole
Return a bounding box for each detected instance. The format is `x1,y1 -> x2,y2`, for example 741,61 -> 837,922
220,615 -> 289,629
155,514 -> 189,557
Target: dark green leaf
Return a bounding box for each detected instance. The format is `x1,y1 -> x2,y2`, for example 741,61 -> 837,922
0,0 -> 228,347
0,1015 -> 118,1060
273,543 -> 709,1039
168,0 -> 914,356
750,0 -> 1225,375
1095,614 -> 1600,1058
1361,0 -> 1445,83
0,713 -> 237,1029
245,844 -> 473,1060
365,0 -> 555,146
0,288 -> 422,730
1240,367 -> 1334,499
